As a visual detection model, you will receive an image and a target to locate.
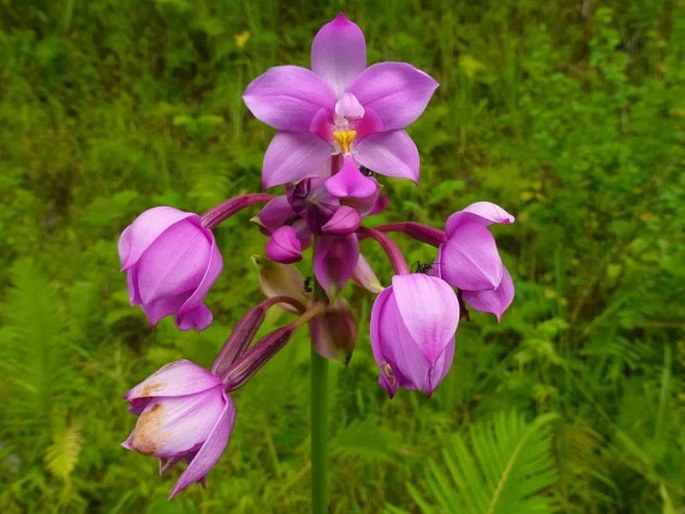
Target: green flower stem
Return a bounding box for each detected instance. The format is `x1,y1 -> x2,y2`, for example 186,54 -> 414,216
311,345 -> 329,513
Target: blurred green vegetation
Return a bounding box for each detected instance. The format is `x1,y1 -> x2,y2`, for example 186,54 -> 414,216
1,0 -> 684,512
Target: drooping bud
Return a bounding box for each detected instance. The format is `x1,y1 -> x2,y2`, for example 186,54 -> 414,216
309,299 -> 358,363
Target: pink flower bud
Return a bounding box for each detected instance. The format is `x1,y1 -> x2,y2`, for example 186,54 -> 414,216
122,360 -> 236,498
266,225 -> 303,263
118,206 -> 223,331
370,274 -> 459,397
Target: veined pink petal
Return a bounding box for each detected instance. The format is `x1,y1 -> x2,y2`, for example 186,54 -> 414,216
347,62 -> 438,130
311,13 -> 367,97
462,266 -> 515,321
313,234 -> 359,296
176,237 -> 223,330
353,130 -> 419,182
124,360 -> 222,401
445,201 -> 515,236
369,287 -> 401,397
266,226 -> 303,263
136,221 -> 212,306
262,132 -> 333,188
118,207 -> 196,270
391,274 -> 459,365
169,395 -> 236,498
440,224 -> 504,291
243,65 -> 336,131
321,205 -> 361,235
325,156 -> 377,198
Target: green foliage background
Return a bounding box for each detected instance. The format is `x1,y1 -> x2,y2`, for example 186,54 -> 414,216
1,0 -> 684,512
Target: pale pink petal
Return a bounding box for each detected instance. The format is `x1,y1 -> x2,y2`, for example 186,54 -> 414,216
124,360 -> 221,401
176,238 -> 223,330
243,65 -> 336,131
136,221 -> 211,306
440,224 -> 504,291
169,395 -> 236,498
125,391 -> 225,458
334,92 -> 364,124
391,274 -> 459,365
262,132 -> 334,188
445,201 -> 515,236
370,287 -> 401,397
311,13 -> 366,97
118,207 -> 196,270
426,339 -> 455,396
353,130 -> 419,181
347,62 -> 438,130
462,266 -> 515,321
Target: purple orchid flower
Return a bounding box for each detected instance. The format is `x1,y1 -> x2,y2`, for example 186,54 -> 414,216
243,13 -> 438,192
437,201 -> 515,321
122,360 -> 236,498
370,274 -> 460,397
118,206 -> 223,330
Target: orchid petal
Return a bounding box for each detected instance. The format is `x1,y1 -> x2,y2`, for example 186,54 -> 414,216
351,253 -> 383,293
347,62 -> 438,130
462,266 -> 515,321
169,395 -> 236,498
321,205 -> 361,235
440,224 -> 504,291
176,236 -> 223,330
391,274 -> 459,365
266,226 -> 303,264
254,195 -> 297,233
118,207 -> 196,270
353,130 -> 419,182
136,221 -> 212,306
370,287 -> 401,397
242,65 -> 336,131
311,13 -> 366,97
313,234 -> 359,296
446,201 -> 515,236
325,156 -> 378,198
124,360 -> 221,401
125,391 -> 225,458
262,132 -> 333,188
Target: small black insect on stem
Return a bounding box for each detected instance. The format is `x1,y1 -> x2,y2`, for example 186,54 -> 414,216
412,260 -> 435,274
304,276 -> 313,293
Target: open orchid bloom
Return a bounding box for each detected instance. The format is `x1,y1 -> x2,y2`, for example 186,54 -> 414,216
122,360 -> 236,498
370,274 -> 459,397
243,13 -> 438,190
438,201 -> 515,320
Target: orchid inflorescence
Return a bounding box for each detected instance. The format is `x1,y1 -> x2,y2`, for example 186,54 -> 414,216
119,13 -> 514,498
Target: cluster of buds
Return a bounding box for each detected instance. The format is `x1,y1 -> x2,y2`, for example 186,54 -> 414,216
119,14 -> 514,497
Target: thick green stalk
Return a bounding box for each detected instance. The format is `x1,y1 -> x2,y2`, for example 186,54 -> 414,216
311,346 -> 329,513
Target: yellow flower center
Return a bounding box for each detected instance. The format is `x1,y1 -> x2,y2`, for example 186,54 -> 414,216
332,129 -> 357,155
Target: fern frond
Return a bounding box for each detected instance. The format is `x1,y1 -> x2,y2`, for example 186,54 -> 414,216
44,419 -> 83,481
408,411 -> 560,514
